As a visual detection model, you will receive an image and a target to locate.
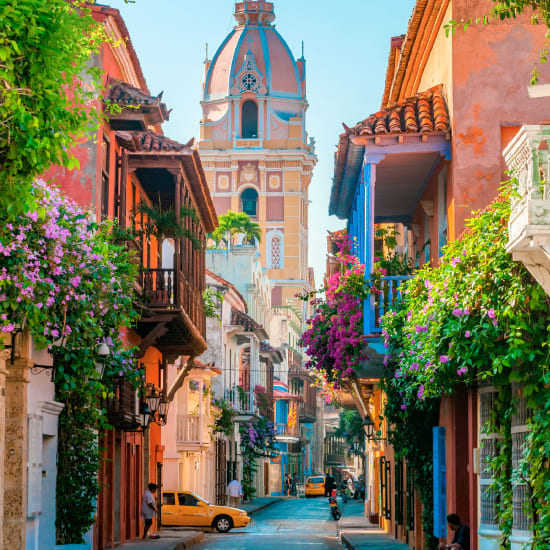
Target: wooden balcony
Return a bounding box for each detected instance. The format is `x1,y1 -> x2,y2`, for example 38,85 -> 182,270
299,401 -> 316,423
275,422 -> 300,443
105,378 -> 140,431
135,266 -> 206,358
176,414 -> 210,451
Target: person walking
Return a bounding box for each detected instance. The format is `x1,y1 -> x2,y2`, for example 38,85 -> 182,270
226,478 -> 243,508
284,473 -> 292,496
346,473 -> 356,498
140,482 -> 158,540
324,472 -> 335,497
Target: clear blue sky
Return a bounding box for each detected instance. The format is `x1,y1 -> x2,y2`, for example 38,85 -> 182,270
103,0 -> 417,285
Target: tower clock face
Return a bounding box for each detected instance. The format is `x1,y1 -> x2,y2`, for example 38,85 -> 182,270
241,73 -> 258,90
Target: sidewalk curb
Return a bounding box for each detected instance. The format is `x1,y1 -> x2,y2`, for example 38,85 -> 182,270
246,498 -> 283,516
340,533 -> 355,550
171,532 -> 205,549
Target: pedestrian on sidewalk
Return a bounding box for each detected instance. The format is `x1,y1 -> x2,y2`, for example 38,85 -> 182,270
324,472 -> 335,497
284,473 -> 292,496
439,513 -> 470,550
140,482 -> 158,540
227,478 -> 243,508
346,474 -> 356,498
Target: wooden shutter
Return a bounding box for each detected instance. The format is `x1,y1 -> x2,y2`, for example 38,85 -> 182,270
433,426 -> 447,538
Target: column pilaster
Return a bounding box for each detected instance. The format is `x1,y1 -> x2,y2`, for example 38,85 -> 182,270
0,349 -> 10,550
4,356 -> 31,550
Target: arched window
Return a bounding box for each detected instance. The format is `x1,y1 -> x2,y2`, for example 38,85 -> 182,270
241,188 -> 258,218
241,100 -> 258,138
268,232 -> 283,269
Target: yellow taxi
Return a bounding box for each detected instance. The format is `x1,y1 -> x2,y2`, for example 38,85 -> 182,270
305,475 -> 326,497
161,490 -> 251,532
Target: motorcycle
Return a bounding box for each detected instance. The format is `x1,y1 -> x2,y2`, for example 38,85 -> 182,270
328,495 -> 341,520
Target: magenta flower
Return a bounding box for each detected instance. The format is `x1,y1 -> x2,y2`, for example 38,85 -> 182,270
487,309 -> 496,319
465,331 -> 471,338
440,355 -> 450,363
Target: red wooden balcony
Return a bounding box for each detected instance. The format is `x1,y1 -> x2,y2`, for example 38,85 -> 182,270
136,265 -> 206,357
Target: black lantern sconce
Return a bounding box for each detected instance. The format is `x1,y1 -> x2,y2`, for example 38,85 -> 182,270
363,413 -> 385,444
347,434 -> 365,458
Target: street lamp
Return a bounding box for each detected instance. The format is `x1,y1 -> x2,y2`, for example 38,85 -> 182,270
347,434 -> 364,457
363,414 -> 375,441
95,342 -> 110,381
152,394 -> 170,426
139,401 -> 152,430
146,385 -> 162,415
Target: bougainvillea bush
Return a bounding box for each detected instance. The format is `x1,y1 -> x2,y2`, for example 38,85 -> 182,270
239,417 -> 276,499
299,235 -> 368,396
0,180 -> 140,543
382,191 -> 550,548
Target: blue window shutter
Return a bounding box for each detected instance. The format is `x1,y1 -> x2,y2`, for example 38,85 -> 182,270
433,426 -> 447,538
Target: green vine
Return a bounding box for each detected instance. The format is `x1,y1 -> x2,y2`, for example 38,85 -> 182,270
381,184 -> 550,549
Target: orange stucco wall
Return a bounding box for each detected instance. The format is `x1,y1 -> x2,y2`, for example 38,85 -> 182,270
450,0 -> 550,235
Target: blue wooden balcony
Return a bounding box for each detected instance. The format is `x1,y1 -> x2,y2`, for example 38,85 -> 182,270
363,275 -> 413,337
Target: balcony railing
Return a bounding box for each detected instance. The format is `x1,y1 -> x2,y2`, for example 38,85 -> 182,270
364,275 -> 414,335
224,387 -> 254,414
299,401 -> 316,421
138,267 -> 205,338
105,378 -> 139,430
505,125 -> 550,295
275,422 -> 300,440
140,268 -> 176,307
176,414 -> 209,445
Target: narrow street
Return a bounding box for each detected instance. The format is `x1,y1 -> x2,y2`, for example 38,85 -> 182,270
193,497 -> 343,550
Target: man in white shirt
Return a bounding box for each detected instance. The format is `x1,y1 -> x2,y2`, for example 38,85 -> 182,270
141,483 -> 158,540
226,478 -> 243,508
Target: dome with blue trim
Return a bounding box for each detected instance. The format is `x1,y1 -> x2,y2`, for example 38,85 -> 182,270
203,1 -> 305,102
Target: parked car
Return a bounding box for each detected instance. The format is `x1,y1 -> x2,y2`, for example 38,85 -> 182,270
161,490 -> 251,532
305,475 -> 326,497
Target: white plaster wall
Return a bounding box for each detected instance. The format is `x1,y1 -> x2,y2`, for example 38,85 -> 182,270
26,342 -> 64,550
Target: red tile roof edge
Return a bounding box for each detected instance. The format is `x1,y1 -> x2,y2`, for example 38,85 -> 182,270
205,269 -> 248,314
88,4 -> 149,94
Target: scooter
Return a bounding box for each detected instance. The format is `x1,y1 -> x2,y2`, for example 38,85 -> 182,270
328,495 -> 341,520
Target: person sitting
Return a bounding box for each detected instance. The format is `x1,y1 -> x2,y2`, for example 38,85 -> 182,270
439,513 -> 470,550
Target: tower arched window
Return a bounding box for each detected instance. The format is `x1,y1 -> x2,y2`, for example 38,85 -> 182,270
241,188 -> 258,218
241,100 -> 258,138
268,232 -> 283,269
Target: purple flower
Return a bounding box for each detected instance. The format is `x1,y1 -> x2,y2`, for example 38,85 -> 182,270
488,309 -> 496,319
457,366 -> 467,376
440,355 -> 450,363
400,404 -> 407,410
417,384 -> 425,400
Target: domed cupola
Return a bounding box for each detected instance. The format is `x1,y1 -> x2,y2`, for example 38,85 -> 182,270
203,1 -> 305,102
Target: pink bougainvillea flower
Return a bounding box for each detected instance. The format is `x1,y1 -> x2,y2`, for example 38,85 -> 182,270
487,309 -> 496,319
440,355 -> 450,363
465,330 -> 471,338
457,366 -> 467,376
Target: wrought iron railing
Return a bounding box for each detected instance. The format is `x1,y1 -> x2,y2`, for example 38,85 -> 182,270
224,387 -> 254,414
275,422 -> 300,439
364,275 -> 414,335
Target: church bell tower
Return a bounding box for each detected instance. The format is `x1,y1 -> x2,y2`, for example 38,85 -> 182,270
199,1 -> 317,307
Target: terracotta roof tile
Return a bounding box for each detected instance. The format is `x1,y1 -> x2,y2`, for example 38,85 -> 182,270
106,78 -> 170,125
351,85 -> 450,137
115,130 -> 189,153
